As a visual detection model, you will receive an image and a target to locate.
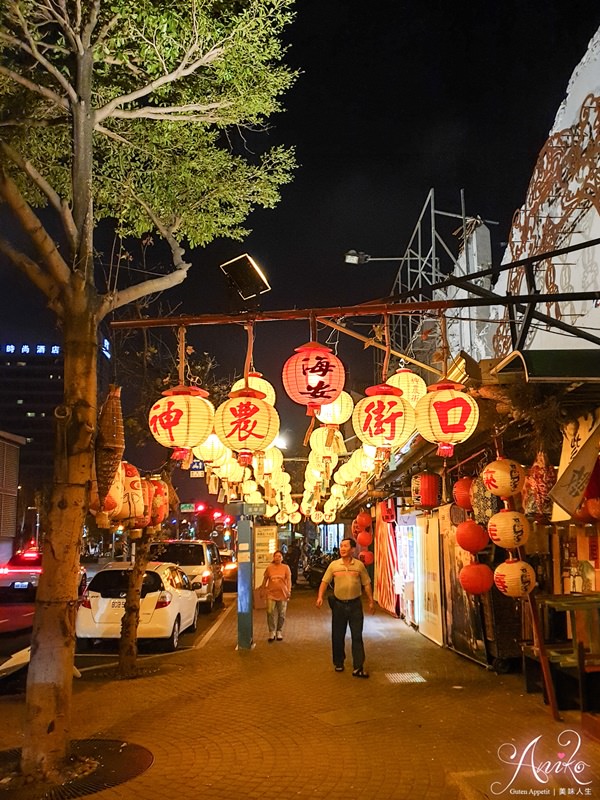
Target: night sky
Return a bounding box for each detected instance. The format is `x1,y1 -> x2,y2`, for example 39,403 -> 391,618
3,1 -> 600,468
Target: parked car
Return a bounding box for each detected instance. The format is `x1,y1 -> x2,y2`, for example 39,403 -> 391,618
0,547 -> 87,601
76,561 -> 199,651
219,549 -> 238,588
148,539 -> 224,612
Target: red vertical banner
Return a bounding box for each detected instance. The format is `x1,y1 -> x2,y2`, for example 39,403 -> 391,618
375,500 -> 399,616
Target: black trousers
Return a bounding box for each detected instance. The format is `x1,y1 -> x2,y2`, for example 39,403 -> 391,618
331,597 -> 365,669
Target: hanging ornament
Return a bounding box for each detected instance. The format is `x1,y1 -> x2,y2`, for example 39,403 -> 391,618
452,476 -> 474,510
231,371 -> 276,406
385,368 -> 427,407
149,476 -> 169,531
275,511 -> 289,524
414,381 -> 479,458
481,458 -> 526,498
310,426 -> 347,456
149,385 -> 214,450
352,384 -> 416,469
112,462 -> 145,527
487,509 -> 531,549
95,385 -> 125,526
282,341 -> 345,416
90,461 -> 124,529
316,390 -> 354,425
522,451 -> 557,520
455,519 -> 488,554
290,510 -> 302,524
493,559 -> 536,597
356,530 -> 373,547
214,388 -> 280,466
355,510 -> 372,530
411,471 -> 442,510
459,562 -> 494,594
359,551 -> 374,566
469,474 -> 502,525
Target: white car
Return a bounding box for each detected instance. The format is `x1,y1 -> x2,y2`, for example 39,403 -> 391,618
76,561 -> 199,651
148,540 -> 224,611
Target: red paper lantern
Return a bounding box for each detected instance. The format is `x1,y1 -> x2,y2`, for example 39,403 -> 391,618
481,458 -> 526,498
282,341 -> 345,415
493,559 -> 536,597
357,530 -> 373,547
355,510 -> 372,529
452,477 -> 474,510
352,384 -> 416,460
455,519 -> 488,554
414,381 -> 479,458
359,550 -> 374,566
411,472 -> 442,510
586,497 -> 600,520
149,477 -> 169,528
459,562 -> 494,594
487,509 -> 531,549
149,385 -> 214,450
214,388 -> 280,465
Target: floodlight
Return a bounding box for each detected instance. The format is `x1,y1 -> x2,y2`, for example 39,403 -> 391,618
344,249 -> 371,265
219,253 -> 271,300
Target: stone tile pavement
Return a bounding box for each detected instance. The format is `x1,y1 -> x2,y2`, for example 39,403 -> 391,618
1,583 -> 600,799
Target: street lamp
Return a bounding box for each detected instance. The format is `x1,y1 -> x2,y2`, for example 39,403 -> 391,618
344,250 -> 401,265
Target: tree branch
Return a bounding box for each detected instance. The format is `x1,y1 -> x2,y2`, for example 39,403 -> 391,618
0,142 -> 78,253
0,236 -> 63,315
95,44 -> 224,123
0,169 -> 72,285
0,64 -> 69,110
109,100 -> 231,121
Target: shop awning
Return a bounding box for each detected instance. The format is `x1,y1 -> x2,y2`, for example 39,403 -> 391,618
490,349 -> 600,383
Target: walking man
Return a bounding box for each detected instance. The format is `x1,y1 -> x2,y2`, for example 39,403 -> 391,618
316,537 -> 374,677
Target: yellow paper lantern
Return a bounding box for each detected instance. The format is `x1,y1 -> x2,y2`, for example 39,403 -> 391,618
481,459 -> 526,497
214,389 -> 279,465
149,386 -> 214,449
415,381 -> 479,457
494,559 -> 536,597
385,368 -> 427,407
231,371 -> 276,406
352,384 -> 416,464
487,510 -> 530,549
315,390 -> 354,425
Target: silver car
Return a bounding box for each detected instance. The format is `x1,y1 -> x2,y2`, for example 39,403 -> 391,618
148,540 -> 224,612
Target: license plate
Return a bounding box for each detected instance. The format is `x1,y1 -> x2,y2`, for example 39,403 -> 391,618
111,600 -> 125,608
13,582 -> 29,590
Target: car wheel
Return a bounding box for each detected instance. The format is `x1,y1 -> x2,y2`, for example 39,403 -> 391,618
201,594 -> 214,614
189,603 -> 199,632
76,637 -> 92,653
165,617 -> 181,651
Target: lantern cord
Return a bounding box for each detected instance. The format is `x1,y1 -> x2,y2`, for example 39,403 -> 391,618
309,313 -> 317,342
439,312 -> 449,378
303,414 -> 316,447
381,314 -> 391,383
177,326 -> 186,385
243,322 -> 254,384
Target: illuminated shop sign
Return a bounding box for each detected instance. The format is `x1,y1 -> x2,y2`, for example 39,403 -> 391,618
2,343 -> 61,355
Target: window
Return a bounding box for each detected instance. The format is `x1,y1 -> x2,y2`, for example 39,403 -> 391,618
88,569 -> 162,598
149,542 -> 206,566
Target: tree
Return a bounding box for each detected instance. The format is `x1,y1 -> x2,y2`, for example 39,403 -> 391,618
0,0 -> 296,780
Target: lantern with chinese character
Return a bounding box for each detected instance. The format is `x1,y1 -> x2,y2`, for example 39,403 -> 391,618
385,368 -> 427,407
231,371 -> 276,406
455,519 -> 488,554
481,459 -> 526,498
282,341 -> 345,415
493,558 -> 536,597
414,381 -> 479,458
316,390 -> 354,425
149,477 -> 169,531
487,509 -> 531,550
214,388 -> 280,466
112,461 -> 145,526
352,384 -> 416,467
149,385 -> 214,451
459,562 -> 494,594
411,471 -> 442,510
452,476 -> 474,510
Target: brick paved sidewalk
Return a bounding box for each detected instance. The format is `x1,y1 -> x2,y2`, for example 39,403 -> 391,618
1,584 -> 600,799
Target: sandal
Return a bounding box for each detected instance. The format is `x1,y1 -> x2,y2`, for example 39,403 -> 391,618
334,665 -> 344,672
352,668 -> 370,679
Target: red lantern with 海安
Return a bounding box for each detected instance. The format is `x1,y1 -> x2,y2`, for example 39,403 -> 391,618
414,381 -> 479,458
214,388 -> 279,466
352,384 -> 416,465
282,341 -> 345,415
148,385 -> 214,450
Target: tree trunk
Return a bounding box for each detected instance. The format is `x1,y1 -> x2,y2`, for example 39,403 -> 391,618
118,533 -> 152,678
21,303 -> 98,779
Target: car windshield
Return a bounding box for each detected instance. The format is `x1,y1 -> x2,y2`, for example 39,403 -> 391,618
6,551 -> 43,568
149,543 -> 205,566
88,569 -> 162,598
220,552 -> 235,564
